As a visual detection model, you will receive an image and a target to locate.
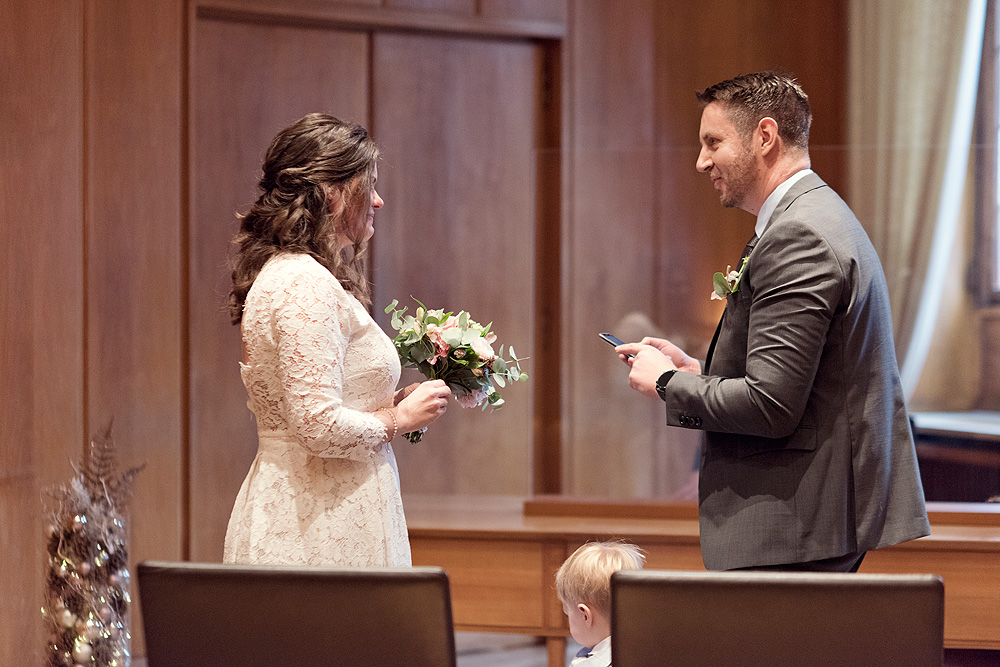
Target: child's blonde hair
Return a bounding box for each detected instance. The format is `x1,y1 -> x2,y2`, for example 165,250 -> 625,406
555,541 -> 646,617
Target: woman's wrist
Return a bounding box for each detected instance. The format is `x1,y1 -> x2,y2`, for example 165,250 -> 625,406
375,407 -> 398,442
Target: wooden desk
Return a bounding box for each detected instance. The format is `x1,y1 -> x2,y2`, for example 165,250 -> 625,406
405,495 -> 1000,667
910,411 -> 1000,502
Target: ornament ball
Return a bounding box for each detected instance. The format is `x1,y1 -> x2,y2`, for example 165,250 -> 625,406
84,619 -> 102,641
59,609 -> 76,628
72,641 -> 93,663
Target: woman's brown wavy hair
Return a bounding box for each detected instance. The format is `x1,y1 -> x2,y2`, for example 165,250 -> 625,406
228,113 -> 379,324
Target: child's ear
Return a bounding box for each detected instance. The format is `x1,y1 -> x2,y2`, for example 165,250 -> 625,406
577,603 -> 594,627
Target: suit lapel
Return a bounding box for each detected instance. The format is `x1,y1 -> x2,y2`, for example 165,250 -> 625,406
705,234 -> 758,373
703,174 -> 828,374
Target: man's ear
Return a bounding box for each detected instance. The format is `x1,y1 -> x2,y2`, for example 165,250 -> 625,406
756,117 -> 780,156
577,603 -> 595,628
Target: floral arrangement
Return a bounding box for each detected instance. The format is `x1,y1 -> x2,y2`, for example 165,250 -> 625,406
711,257 -> 749,301
385,298 -> 528,442
42,422 -> 144,667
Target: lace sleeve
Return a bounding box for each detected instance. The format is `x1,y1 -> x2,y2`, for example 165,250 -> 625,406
272,268 -> 388,459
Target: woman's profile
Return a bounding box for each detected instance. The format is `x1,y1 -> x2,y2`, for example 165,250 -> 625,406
223,113 -> 451,566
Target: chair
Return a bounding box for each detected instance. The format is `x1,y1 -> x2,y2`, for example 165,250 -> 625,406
611,569 -> 944,667
137,561 -> 456,667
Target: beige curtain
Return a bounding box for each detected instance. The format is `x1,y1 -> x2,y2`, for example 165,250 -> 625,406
847,0 -> 987,399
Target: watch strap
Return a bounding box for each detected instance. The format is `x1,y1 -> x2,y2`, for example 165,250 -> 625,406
656,370 -> 676,401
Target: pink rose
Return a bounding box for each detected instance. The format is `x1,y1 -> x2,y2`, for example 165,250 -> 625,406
456,388 -> 489,408
426,325 -> 450,365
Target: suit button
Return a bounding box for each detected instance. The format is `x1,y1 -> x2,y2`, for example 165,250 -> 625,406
694,417 -> 702,427
678,416 -> 688,426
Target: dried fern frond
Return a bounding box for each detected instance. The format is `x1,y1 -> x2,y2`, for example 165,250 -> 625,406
105,463 -> 147,509
42,476 -> 91,520
44,419 -> 144,516
81,419 -> 118,499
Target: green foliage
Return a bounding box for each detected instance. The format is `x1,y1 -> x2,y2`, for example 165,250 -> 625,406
384,298 -> 528,412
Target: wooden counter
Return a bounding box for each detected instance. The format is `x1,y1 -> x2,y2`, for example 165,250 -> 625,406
405,495 -> 1000,666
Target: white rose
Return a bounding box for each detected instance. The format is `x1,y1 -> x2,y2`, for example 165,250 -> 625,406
470,336 -> 495,359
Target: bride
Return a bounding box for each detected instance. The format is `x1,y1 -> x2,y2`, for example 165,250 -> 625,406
223,113 -> 451,567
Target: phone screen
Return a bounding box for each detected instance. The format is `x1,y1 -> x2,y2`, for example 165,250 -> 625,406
599,332 -> 634,357
599,332 -> 626,347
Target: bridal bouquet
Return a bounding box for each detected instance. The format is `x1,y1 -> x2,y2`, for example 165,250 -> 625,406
385,298 -> 528,442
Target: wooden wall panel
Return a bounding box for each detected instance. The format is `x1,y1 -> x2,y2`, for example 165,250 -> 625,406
386,0 -> 475,13
0,2 -> 85,664
560,0 -> 848,500
652,0 -> 848,347
481,0 -> 567,24
189,15 -> 370,561
86,0 -> 184,654
563,0 -> 702,499
371,32 -> 538,495
206,0 -> 380,10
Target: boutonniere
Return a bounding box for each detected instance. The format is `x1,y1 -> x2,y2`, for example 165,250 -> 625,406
711,257 -> 750,301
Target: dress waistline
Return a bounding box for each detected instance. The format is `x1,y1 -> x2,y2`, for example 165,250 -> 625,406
255,431 -> 298,453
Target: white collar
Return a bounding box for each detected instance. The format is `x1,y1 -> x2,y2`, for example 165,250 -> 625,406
570,637 -> 612,666
755,168 -> 813,239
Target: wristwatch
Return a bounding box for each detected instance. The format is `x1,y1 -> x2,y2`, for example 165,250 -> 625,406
655,370 -> 676,401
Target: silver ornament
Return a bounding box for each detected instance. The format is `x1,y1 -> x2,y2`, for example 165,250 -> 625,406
59,609 -> 76,628
71,640 -> 93,663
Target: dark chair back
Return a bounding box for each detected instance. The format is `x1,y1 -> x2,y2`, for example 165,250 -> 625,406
611,569 -> 943,667
138,561 -> 457,667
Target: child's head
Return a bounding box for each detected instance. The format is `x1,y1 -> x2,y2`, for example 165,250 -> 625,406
555,541 -> 646,648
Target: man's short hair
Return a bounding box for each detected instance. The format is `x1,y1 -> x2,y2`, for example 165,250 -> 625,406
696,71 -> 812,151
555,541 -> 646,617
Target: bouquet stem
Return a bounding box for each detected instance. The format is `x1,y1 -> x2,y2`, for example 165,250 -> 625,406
403,428 -> 427,444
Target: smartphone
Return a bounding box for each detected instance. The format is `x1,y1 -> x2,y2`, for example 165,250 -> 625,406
599,332 -> 634,357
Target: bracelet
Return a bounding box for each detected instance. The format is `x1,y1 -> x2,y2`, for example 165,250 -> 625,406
377,408 -> 398,442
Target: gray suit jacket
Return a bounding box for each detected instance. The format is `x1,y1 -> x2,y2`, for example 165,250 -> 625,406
664,173 -> 930,570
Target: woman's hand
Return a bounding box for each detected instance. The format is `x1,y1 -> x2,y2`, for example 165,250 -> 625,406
393,379 -> 451,433
393,382 -> 420,405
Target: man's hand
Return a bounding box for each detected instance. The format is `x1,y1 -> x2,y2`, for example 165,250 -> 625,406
638,337 -> 701,374
616,342 -> 679,400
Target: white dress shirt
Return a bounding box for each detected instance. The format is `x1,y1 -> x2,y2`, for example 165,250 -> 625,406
570,636 -> 612,667
755,168 -> 814,239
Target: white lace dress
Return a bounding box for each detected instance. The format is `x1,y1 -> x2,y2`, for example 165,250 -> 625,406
223,253 -> 410,567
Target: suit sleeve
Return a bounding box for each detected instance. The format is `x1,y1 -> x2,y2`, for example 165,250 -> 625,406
666,218 -> 844,438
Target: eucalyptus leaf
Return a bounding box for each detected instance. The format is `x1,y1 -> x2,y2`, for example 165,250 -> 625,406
410,339 -> 434,364
712,272 -> 729,297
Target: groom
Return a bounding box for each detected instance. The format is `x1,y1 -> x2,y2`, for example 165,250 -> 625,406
617,71 -> 930,571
